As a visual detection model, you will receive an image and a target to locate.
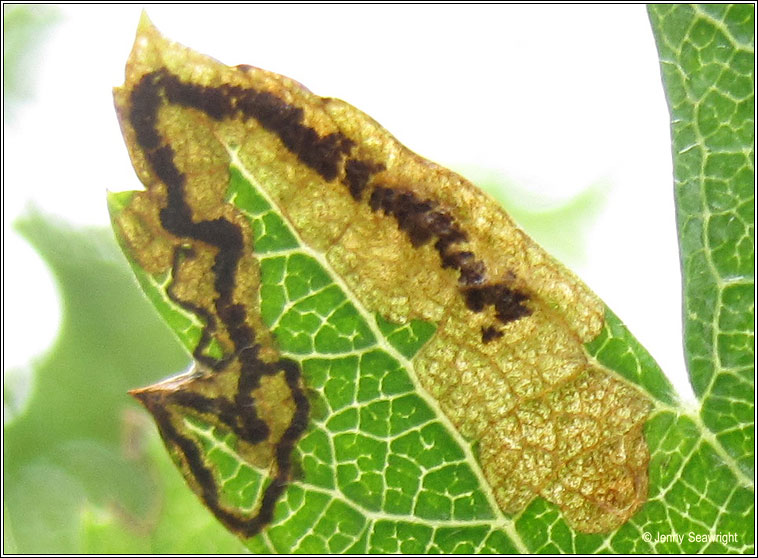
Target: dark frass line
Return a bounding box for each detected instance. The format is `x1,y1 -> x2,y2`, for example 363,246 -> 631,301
127,66 -> 534,536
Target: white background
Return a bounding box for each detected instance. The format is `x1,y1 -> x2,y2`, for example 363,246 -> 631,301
3,5 -> 695,402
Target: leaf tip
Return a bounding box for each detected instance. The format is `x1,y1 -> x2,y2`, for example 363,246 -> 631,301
128,386 -> 151,405
137,9 -> 156,35
128,383 -> 166,409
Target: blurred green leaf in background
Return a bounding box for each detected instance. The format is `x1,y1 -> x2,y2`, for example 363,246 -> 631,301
3,4 -> 58,115
3,214 -> 247,553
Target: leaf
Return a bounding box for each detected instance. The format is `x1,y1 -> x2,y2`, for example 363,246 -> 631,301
646,2 -> 755,553
2,4 -> 59,110
106,13 -> 753,553
649,2 -> 755,476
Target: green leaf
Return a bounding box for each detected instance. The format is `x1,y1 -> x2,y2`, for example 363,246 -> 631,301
647,2 -> 754,552
3,4 -> 59,111
649,2 -> 754,473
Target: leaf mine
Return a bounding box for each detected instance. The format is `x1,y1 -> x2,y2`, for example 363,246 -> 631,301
110,14 -> 652,543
